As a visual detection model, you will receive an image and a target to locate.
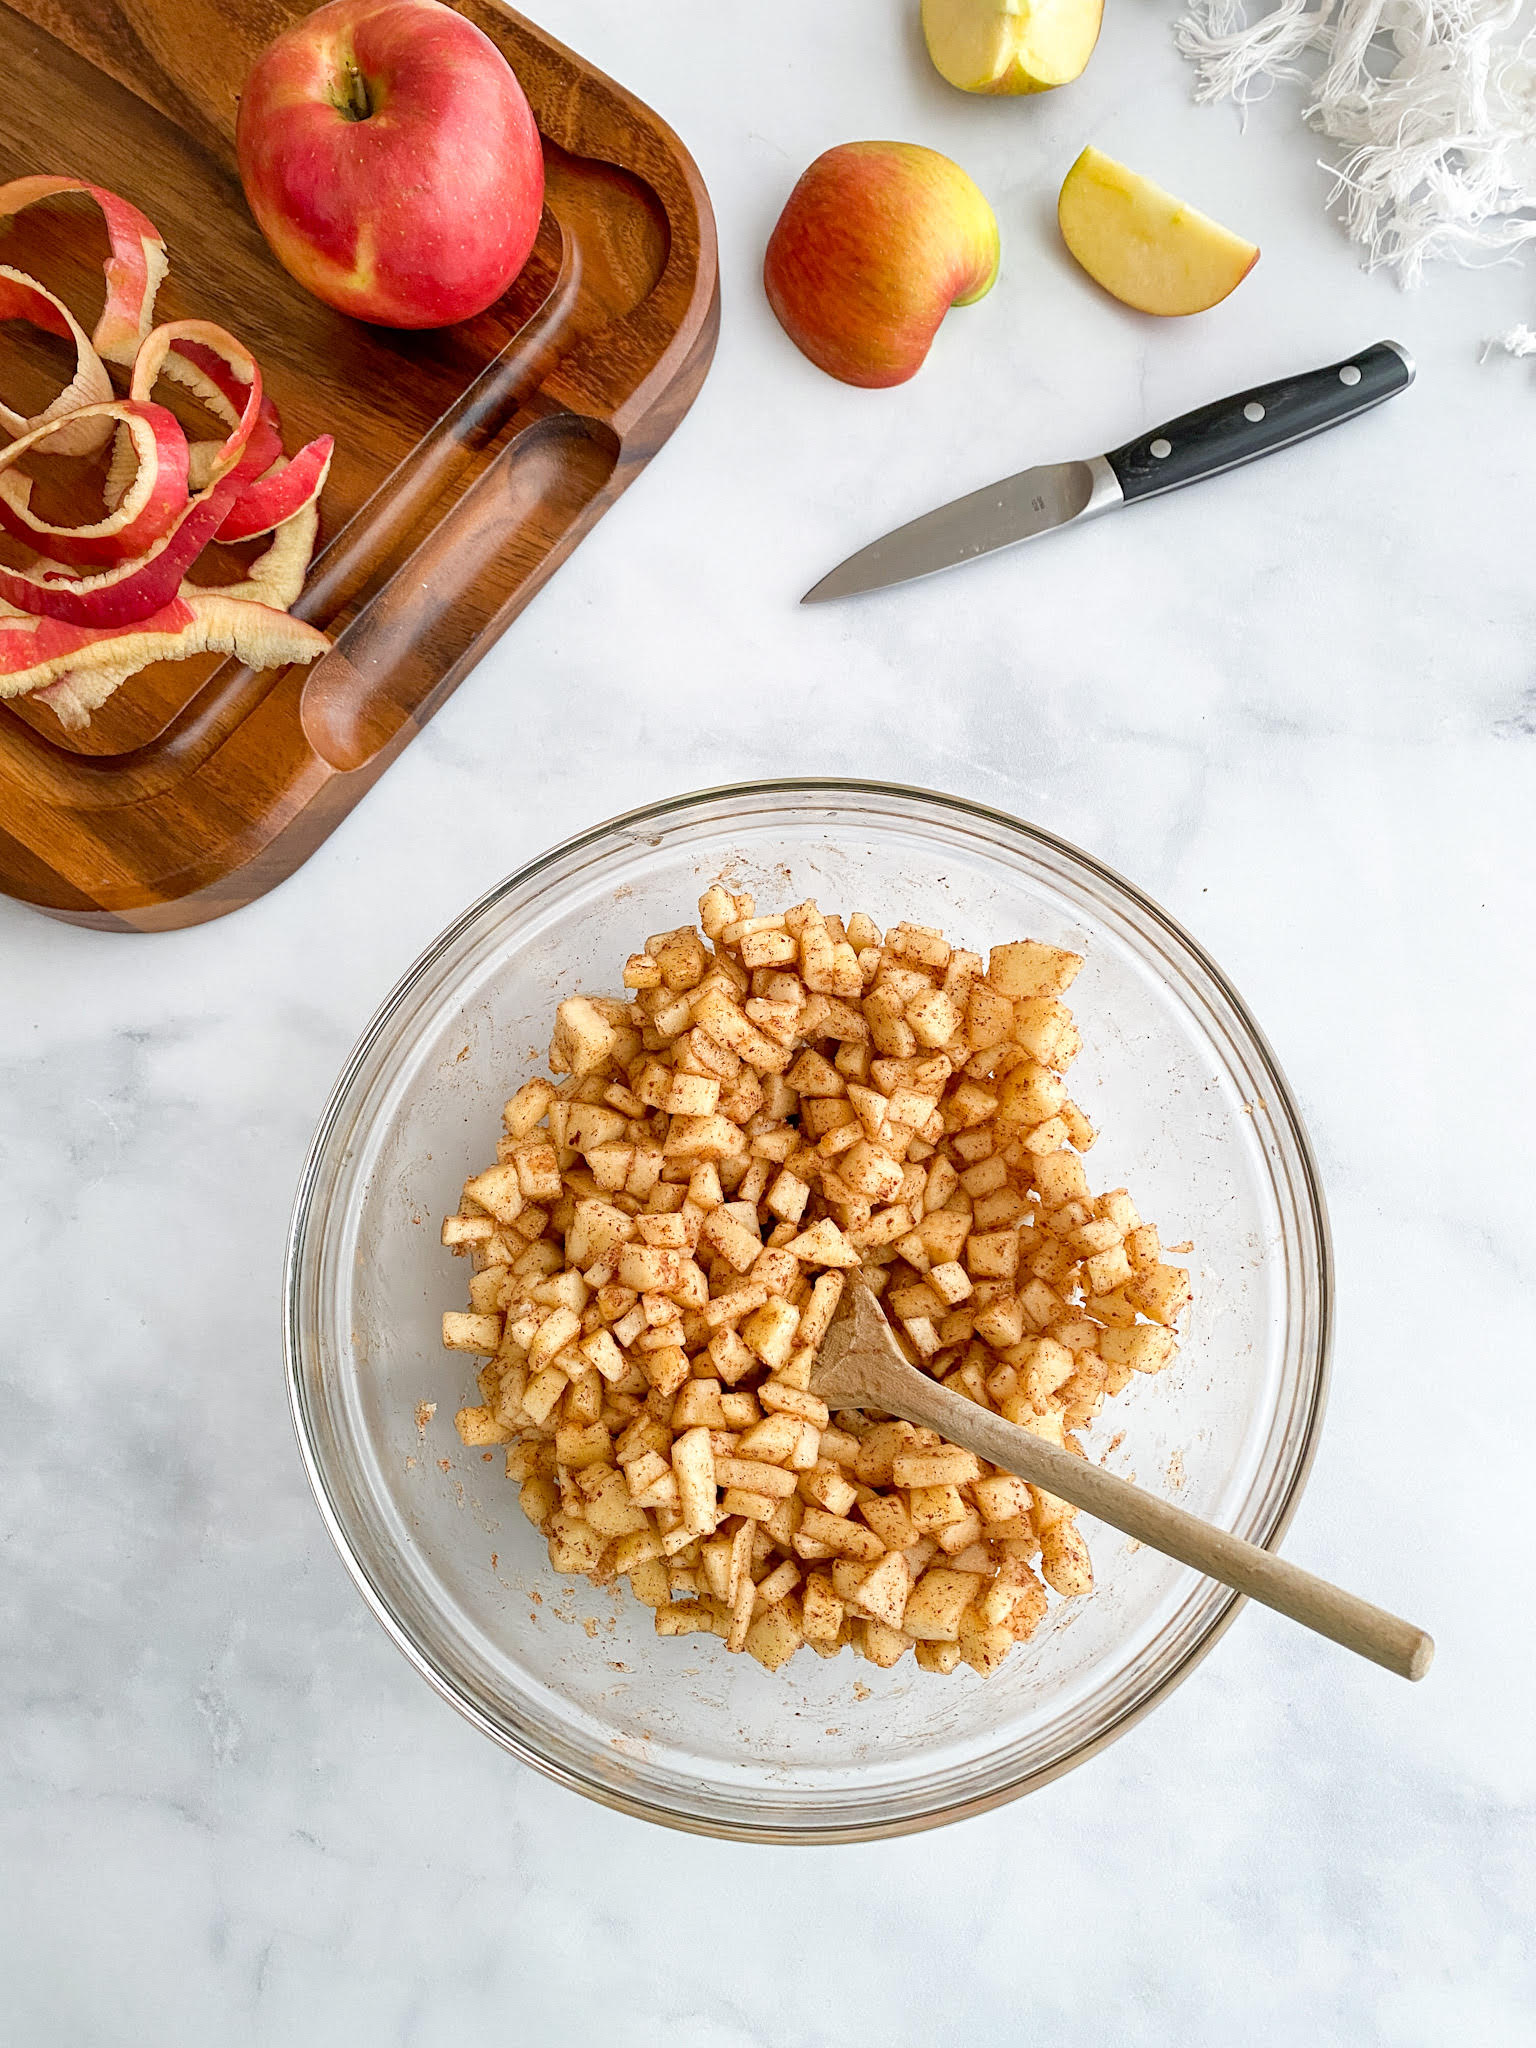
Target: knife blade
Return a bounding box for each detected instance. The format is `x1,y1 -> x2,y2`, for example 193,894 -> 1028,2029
802,340 -> 1415,605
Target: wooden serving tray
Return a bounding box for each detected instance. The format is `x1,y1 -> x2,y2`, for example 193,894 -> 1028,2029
0,0 -> 717,929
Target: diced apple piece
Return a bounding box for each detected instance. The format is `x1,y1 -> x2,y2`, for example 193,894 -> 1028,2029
745,1600 -> 804,1671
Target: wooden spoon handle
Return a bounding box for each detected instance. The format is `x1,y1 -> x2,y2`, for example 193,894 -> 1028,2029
875,1371 -> 1434,1682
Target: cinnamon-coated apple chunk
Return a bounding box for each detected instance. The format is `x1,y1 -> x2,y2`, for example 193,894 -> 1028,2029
1057,147 -> 1259,316
923,0 -> 1104,95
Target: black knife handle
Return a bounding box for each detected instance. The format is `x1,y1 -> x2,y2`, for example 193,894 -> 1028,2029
1105,342 -> 1414,506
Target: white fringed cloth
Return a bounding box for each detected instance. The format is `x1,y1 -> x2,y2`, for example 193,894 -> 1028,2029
1175,0 -> 1536,351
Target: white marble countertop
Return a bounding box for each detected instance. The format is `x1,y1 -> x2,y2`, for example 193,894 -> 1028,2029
4,2 -> 1533,2040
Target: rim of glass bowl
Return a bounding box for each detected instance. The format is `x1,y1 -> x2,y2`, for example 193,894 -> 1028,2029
284,778 -> 1333,1842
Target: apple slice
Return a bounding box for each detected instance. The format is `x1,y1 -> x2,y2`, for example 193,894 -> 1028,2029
1057,147 -> 1259,315
923,0 -> 1103,95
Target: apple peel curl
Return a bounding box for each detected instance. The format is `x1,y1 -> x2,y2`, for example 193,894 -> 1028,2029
166,338 -> 289,508
0,398 -> 190,566
0,398 -> 241,625
32,660 -> 144,733
132,329 -> 327,538
0,313 -> 276,625
0,590 -> 331,704
0,177 -> 335,725
131,320 -> 262,488
0,321 -> 267,598
188,499 -> 321,612
28,499 -> 324,729
0,176 -> 169,366
188,400 -> 285,496
217,436 -> 333,542
162,335 -> 262,429
99,341 -> 279,515
0,265 -> 115,455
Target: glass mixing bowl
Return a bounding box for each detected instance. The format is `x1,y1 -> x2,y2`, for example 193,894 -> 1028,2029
285,780 -> 1331,1841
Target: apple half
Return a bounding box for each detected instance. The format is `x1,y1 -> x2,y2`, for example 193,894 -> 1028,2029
922,0 -> 1103,95
763,142 -> 1000,388
1057,147 -> 1259,315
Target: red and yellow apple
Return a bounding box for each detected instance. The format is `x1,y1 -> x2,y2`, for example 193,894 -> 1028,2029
763,143 -> 999,388
1057,147 -> 1259,316
236,0 -> 544,328
922,0 -> 1104,95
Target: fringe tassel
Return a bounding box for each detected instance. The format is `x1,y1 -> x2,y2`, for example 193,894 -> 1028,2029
1175,0 -> 1536,302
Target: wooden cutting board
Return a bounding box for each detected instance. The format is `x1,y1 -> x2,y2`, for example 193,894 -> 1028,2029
0,0 -> 717,929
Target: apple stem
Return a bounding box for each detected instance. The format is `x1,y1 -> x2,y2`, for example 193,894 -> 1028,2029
338,59 -> 373,122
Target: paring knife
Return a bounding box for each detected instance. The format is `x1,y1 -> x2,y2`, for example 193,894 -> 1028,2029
802,341 -> 1415,605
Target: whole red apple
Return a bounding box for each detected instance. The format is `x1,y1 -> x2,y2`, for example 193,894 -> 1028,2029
236,0 -> 544,328
764,142 -> 999,388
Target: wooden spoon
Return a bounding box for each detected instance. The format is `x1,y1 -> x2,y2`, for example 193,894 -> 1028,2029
810,1276 -> 1434,1681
